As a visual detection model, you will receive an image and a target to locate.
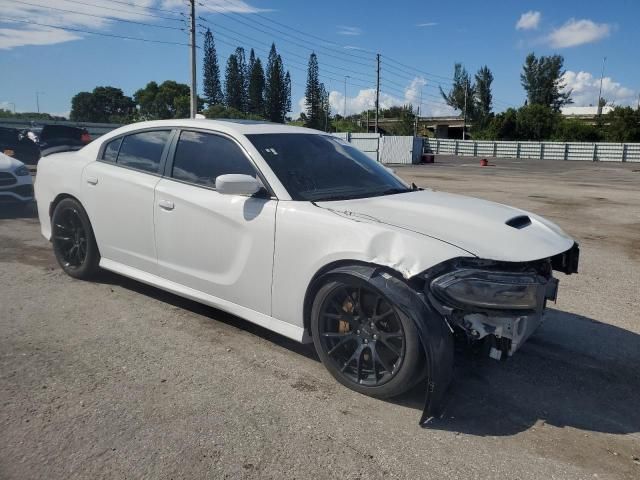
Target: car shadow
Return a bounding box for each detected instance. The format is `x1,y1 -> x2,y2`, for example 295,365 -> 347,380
396,308 -> 640,436
94,270 -> 318,362
0,202 -> 38,220
91,271 -> 640,437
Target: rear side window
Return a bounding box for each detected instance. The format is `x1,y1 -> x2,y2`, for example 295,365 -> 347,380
117,130 -> 170,174
171,131 -> 256,188
102,137 -> 122,162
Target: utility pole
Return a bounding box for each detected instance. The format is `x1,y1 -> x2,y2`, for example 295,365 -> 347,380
35,92 -> 43,114
597,56 -> 606,116
462,79 -> 468,140
375,53 -> 380,134
189,0 -> 197,118
343,75 -> 350,118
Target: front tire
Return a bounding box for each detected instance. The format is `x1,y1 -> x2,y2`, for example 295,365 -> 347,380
51,198 -> 100,280
311,275 -> 424,399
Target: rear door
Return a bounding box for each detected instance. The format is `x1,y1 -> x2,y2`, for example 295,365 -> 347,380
153,129 -> 276,315
82,129 -> 174,274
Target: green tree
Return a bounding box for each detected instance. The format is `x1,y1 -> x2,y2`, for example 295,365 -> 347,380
521,53 -> 572,112
134,80 -> 199,119
70,86 -> 135,123
476,108 -> 518,140
474,66 -> 493,128
264,43 -> 290,123
225,53 -> 244,112
234,47 -> 248,112
202,29 -> 223,106
604,106 -> 640,142
247,51 -> 265,116
304,52 -> 326,130
516,104 -> 559,140
553,119 -> 602,142
440,63 -> 475,119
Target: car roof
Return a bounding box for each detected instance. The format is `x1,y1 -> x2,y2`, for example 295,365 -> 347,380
102,119 -> 324,137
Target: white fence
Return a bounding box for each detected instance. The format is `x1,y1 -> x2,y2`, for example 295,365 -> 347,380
333,133 -> 422,164
424,138 -> 640,163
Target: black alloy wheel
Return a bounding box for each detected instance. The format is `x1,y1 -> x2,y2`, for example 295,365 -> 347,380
53,206 -> 88,268
311,276 -> 423,398
51,198 -> 100,279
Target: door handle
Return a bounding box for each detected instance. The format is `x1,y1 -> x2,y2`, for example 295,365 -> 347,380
86,176 -> 98,185
158,199 -> 175,211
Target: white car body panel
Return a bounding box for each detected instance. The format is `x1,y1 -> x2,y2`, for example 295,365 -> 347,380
153,178 -> 276,316
0,153 -> 33,203
82,161 -> 160,274
319,190 -> 574,262
34,119 -> 576,346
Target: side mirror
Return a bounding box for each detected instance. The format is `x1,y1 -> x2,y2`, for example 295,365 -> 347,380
215,174 -> 261,196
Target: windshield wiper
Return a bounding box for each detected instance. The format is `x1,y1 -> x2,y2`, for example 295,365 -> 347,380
378,187 -> 411,196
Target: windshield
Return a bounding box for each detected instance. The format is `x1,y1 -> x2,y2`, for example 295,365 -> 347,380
246,133 -> 410,201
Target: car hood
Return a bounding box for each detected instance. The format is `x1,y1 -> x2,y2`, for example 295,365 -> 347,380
318,189 -> 574,262
0,152 -> 24,171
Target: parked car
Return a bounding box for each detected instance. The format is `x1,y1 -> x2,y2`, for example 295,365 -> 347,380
38,124 -> 91,157
0,152 -> 34,208
0,126 -> 41,165
34,120 -> 579,422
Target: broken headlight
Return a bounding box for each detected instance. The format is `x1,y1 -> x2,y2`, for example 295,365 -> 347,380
430,269 -> 544,310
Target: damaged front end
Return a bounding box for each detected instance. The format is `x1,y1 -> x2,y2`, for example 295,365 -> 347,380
419,242 -> 579,424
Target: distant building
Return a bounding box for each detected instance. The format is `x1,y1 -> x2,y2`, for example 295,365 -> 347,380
561,106 -> 614,117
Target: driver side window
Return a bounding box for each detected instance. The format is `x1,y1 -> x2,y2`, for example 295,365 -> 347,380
171,130 -> 256,188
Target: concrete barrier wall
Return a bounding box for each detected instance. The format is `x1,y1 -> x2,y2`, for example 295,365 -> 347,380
424,138 -> 640,163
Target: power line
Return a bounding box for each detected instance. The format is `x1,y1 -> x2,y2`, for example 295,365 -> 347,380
0,17 -> 193,46
103,0 -> 186,16
205,31 -> 375,91
215,0 -> 374,61
8,0 -> 186,31
199,2 -> 375,69
53,0 -> 187,23
200,21 -> 375,86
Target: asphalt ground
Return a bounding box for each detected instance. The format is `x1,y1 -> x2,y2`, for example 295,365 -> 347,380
1,156 -> 639,479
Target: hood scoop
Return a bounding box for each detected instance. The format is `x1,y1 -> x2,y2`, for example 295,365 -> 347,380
505,215 -> 532,229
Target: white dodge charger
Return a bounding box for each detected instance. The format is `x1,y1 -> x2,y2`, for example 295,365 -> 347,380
35,119 -> 579,421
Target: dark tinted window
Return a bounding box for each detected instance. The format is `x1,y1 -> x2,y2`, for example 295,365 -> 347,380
246,133 -> 409,201
117,130 -> 170,173
40,125 -> 83,141
102,137 -> 122,162
172,131 -> 256,188
0,128 -> 19,144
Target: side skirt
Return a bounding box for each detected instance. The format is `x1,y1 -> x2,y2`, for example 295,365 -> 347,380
99,258 -> 306,343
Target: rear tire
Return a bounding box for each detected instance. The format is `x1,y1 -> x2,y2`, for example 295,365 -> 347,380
311,275 -> 424,399
51,198 -> 100,280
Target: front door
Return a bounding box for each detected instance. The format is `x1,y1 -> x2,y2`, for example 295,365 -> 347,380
153,130 -> 276,316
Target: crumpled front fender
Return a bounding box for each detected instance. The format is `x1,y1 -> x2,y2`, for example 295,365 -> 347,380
324,264 -> 454,425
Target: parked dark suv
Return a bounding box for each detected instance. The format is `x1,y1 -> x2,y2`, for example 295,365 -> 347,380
0,127 -> 41,165
39,125 -> 92,156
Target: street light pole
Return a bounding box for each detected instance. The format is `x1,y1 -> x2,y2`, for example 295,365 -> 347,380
343,75 -> 350,118
189,0 -> 197,118
35,92 -> 44,114
597,56 -> 606,116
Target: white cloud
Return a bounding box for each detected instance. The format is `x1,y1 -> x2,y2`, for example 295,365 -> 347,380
295,76 -> 456,118
547,18 -> 611,48
0,26 -> 80,50
516,11 -> 541,30
337,26 -> 362,36
416,22 -> 437,27
562,70 -> 636,107
0,0 -> 264,49
186,0 -> 270,14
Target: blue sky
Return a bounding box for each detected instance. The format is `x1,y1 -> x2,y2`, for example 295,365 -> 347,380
1,0 -> 638,118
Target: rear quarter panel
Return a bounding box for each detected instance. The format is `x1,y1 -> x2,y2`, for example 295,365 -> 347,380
35,151 -> 93,240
